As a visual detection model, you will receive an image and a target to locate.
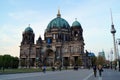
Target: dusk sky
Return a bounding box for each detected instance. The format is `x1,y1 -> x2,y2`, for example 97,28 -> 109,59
0,0 -> 120,60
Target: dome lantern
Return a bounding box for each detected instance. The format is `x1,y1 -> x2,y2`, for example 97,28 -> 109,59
57,9 -> 61,17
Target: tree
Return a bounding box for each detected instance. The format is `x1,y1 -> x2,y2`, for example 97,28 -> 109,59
0,54 -> 19,69
91,56 -> 97,66
96,55 -> 105,65
0,55 -> 3,69
11,57 -> 19,68
3,55 -> 12,68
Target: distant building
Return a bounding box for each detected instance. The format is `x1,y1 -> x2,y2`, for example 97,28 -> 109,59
19,10 -> 86,68
98,50 -> 106,59
85,50 -> 96,67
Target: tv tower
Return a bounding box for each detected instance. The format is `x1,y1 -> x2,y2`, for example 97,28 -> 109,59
110,9 -> 117,61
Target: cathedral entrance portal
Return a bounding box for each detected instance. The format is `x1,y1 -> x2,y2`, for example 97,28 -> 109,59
64,57 -> 69,67
45,49 -> 55,66
73,56 -> 82,66
74,56 -> 78,65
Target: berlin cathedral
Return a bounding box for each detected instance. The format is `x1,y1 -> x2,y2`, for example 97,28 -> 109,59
19,10 -> 88,68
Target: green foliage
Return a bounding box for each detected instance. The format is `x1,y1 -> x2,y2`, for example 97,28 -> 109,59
0,55 -> 3,68
0,55 -> 19,69
96,55 -> 105,65
0,68 -> 42,74
91,56 -> 97,65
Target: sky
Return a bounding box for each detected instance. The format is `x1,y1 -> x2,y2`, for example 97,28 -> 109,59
0,0 -> 120,60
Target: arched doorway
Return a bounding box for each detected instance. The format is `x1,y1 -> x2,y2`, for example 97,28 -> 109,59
44,49 -> 55,66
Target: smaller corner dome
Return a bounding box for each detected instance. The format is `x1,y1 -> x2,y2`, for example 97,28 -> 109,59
72,20 -> 81,27
24,24 -> 33,32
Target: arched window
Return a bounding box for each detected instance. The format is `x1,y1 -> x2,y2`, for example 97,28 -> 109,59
64,47 -> 68,53
62,47 -> 64,53
56,34 -> 58,39
64,34 -> 66,41
47,38 -> 52,44
71,47 -> 73,53
74,31 -> 78,36
53,34 -> 55,39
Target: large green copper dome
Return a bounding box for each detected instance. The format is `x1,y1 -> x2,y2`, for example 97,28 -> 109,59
46,10 -> 70,31
25,24 -> 33,32
72,20 -> 81,27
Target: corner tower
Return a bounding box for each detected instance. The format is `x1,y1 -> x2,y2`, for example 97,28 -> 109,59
21,24 -> 35,45
20,24 -> 36,68
71,19 -> 83,41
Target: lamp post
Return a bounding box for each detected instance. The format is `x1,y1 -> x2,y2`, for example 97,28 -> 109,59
110,9 -> 117,69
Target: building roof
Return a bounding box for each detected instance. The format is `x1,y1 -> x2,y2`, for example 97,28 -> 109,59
24,24 -> 33,32
46,10 -> 70,31
88,52 -> 95,57
72,19 -> 81,27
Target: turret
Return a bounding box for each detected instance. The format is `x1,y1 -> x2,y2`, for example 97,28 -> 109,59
71,19 -> 83,41
21,24 -> 35,45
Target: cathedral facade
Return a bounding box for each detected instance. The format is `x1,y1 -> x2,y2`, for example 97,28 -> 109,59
19,10 -> 86,68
